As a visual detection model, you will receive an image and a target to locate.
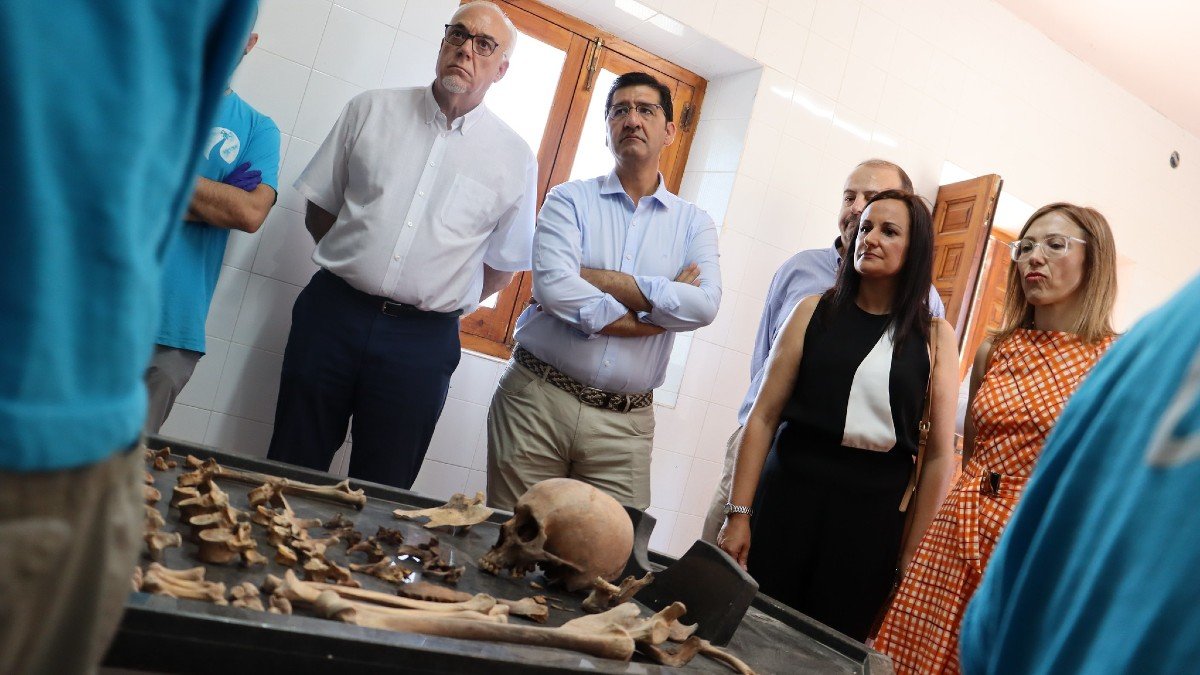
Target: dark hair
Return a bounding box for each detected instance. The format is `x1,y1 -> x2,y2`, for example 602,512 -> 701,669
605,72 -> 674,122
821,189 -> 934,348
854,159 -> 914,193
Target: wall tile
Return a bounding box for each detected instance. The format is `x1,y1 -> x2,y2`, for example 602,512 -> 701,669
695,403 -> 738,464
398,0 -> 461,43
688,172 -> 736,225
889,28 -> 934,89
292,72 -> 364,145
277,133 -> 293,171
848,6 -> 896,68
653,394 -> 709,457
206,266 -> 251,341
666,513 -> 704,557
709,0 -> 765,57
694,287 -> 738,347
688,118 -> 746,173
713,228 -> 753,294
766,0 -> 816,27
426,397 -> 486,468
678,458 -> 723,516
232,49 -> 312,136
809,0 -> 860,49
678,336 -> 722,400
464,469 -> 488,499
252,207 -> 320,288
231,274 -> 302,355
223,229 -> 262,273
412,460 -> 469,501
784,83 -> 835,150
722,176 -> 767,238
645,506 -> 678,554
751,68 -> 796,130
160,403 -> 211,446
277,138 -> 321,214
796,33 -> 848,100
176,338 -> 231,411
754,13 -> 806,79
837,56 -> 887,119
703,70 -> 760,121
381,33 -> 440,89
212,343 -> 284,424
756,185 -> 809,252
926,50 -> 968,110
258,0 -> 332,67
768,136 -> 822,202
826,107 -> 875,164
205,412 -> 275,458
875,75 -> 922,138
649,447 -> 692,511
724,295 -> 764,355
660,0 -> 716,36
736,119 -> 781,183
314,6 -> 396,88
738,240 -> 792,301
709,348 -> 750,410
337,0 -> 408,28
449,354 -> 501,407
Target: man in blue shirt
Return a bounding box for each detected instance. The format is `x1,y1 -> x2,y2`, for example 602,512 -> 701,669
0,2 -> 256,673
701,159 -> 946,542
486,72 -> 722,511
146,29 -> 280,434
960,273 -> 1200,675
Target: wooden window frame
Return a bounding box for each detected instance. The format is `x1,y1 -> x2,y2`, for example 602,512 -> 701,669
459,0 -> 708,359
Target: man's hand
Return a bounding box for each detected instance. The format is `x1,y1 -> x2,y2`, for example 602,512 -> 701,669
675,262 -> 701,286
222,162 -> 262,192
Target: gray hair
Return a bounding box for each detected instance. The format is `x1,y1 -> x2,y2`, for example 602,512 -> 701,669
450,1 -> 518,61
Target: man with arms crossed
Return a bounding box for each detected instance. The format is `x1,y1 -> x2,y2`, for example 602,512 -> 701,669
146,25 -> 280,434
487,72 -> 722,511
702,159 -> 946,542
267,2 -> 537,491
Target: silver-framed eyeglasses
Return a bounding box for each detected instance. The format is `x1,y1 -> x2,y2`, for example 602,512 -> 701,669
1008,234 -> 1087,262
443,24 -> 500,57
606,102 -> 664,120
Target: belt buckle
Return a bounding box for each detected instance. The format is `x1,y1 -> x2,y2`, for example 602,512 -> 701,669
621,395 -> 633,413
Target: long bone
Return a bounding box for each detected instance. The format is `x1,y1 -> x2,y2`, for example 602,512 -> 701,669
582,573 -> 655,613
264,572 -> 500,623
279,575 -> 499,614
142,564 -> 227,605
265,570 -> 638,660
396,582 -> 550,623
183,456 -> 366,510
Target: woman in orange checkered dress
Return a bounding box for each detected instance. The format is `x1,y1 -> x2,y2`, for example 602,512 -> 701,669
873,203 -> 1120,674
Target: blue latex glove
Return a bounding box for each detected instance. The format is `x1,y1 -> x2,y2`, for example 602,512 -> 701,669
223,161 -> 261,191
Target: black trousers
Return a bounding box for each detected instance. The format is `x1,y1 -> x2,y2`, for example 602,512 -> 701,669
746,427 -> 910,642
267,270 -> 461,489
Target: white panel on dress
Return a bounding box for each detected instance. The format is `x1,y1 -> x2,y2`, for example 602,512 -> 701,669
842,330 -> 897,452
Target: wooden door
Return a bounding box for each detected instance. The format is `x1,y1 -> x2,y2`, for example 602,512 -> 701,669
930,175 -> 1003,343
958,231 -> 1014,380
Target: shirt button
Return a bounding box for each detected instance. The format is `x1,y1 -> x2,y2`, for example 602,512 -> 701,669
406,221 -> 413,227
603,360 -> 611,367
393,255 -> 400,261
625,254 -> 632,261
418,190 -> 425,197
429,161 -> 435,167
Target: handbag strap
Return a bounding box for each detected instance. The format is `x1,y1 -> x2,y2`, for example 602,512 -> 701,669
899,319 -> 938,513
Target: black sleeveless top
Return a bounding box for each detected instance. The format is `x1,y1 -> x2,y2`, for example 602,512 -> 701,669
775,296 -> 930,487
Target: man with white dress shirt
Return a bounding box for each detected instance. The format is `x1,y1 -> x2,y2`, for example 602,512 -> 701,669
486,71 -> 722,511
266,1 -> 537,490
700,159 -> 947,542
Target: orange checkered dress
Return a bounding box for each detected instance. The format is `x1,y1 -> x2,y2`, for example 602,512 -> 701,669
874,329 -> 1115,674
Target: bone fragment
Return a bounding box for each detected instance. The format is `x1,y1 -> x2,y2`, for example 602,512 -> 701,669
144,505 -> 165,531
698,640 -> 757,675
396,582 -> 550,623
275,544 -> 298,567
144,485 -> 161,505
230,582 -> 265,611
562,602 -> 685,646
582,573 -> 654,613
393,492 -> 493,529
348,559 -> 412,584
303,578 -> 499,615
131,566 -> 144,592
145,531 -> 182,562
266,571 -> 635,659
638,635 -> 704,667
142,563 -> 227,605
268,593 -> 292,615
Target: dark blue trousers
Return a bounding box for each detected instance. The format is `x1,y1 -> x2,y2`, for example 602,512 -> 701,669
267,270 -> 461,489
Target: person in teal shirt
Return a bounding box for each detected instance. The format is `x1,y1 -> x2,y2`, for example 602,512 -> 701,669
0,2 -> 256,672
146,28 -> 280,434
960,272 -> 1200,675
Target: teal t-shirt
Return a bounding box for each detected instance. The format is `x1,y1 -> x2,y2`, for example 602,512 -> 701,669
961,272 -> 1200,675
0,1 -> 256,471
157,92 -> 280,354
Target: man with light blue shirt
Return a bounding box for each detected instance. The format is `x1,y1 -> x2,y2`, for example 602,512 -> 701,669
146,27 -> 280,434
486,72 -> 721,511
701,159 -> 946,542
0,2 -> 256,672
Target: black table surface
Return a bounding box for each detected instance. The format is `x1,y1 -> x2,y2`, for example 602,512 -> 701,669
105,436 -> 893,675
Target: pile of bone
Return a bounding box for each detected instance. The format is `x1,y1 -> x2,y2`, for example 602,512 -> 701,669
248,480 -> 358,587
143,449 -> 181,562
172,456 -> 267,567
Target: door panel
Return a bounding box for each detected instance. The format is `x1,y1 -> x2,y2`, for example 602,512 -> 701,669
958,231 -> 1014,380
930,174 -> 1003,343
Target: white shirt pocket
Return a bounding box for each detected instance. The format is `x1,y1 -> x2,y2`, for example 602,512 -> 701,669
439,173 -> 499,239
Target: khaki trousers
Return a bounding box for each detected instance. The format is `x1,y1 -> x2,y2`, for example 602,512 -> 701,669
0,447 -> 143,675
487,361 -> 653,511
701,425 -> 745,544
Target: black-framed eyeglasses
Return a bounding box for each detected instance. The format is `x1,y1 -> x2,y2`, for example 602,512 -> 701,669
443,24 -> 500,57
606,102 -> 664,121
1007,234 -> 1087,262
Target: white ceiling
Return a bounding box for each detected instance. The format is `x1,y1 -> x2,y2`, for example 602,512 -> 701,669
995,0 -> 1200,140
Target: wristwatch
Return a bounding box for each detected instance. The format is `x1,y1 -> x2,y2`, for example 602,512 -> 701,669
723,503 -> 753,517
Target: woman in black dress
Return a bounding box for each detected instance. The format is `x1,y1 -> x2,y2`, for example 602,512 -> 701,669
718,190 -> 959,641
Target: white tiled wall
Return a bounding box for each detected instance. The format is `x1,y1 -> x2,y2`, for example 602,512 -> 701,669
162,0 -> 1200,559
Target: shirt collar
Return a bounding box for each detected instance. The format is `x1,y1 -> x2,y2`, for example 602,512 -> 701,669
422,84 -> 488,135
600,170 -> 677,210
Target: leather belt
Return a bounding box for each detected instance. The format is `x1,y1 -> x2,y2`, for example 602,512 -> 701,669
513,346 -> 652,413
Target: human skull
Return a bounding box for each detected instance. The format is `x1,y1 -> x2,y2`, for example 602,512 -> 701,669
478,478 -> 633,592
